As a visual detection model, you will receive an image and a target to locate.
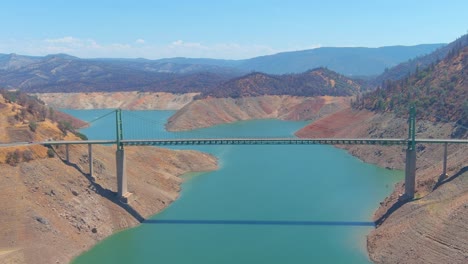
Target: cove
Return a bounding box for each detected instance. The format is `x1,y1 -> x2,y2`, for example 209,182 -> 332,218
63,109 -> 403,264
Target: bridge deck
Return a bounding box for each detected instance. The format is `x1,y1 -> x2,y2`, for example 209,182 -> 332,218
121,138 -> 409,146
1,138 -> 464,147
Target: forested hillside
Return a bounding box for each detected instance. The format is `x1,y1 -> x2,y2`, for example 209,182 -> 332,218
373,34 -> 467,86
202,68 -> 365,98
354,42 -> 467,129
0,89 -> 86,140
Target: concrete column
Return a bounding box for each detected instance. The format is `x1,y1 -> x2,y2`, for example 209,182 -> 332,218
65,144 -> 70,163
404,149 -> 417,199
88,144 -> 93,178
116,149 -> 127,198
442,143 -> 448,177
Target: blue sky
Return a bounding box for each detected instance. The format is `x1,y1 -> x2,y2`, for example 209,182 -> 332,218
1,0 -> 466,59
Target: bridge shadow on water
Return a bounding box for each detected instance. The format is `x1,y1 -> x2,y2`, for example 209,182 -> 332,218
143,219 -> 375,227
55,148 -> 146,223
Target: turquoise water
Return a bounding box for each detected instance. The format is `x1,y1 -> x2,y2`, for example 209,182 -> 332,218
64,109 -> 402,264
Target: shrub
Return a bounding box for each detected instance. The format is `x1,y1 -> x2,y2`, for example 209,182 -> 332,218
57,121 -> 72,135
6,150 -> 21,166
29,121 -> 37,132
47,148 -> 55,158
22,150 -> 34,162
75,132 -> 88,140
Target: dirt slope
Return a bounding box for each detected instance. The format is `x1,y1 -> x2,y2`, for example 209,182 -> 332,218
166,95 -> 350,131
35,92 -> 198,110
0,93 -> 218,263
368,170 -> 468,264
0,144 -> 217,264
0,94 -> 80,163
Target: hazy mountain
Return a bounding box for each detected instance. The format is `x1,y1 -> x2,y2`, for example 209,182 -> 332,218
158,44 -> 445,76
238,44 -> 445,76
0,43 -> 446,93
0,54 -> 235,93
0,53 -> 42,70
91,57 -> 243,75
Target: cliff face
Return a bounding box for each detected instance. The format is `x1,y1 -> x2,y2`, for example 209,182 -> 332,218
35,92 -> 198,110
296,108 -> 468,264
166,95 -> 350,131
0,145 -> 217,264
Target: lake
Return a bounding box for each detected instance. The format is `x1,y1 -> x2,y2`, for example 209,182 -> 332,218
63,109 -> 402,264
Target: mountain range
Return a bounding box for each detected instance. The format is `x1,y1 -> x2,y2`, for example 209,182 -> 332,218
132,44 -> 444,76
0,43 -> 444,94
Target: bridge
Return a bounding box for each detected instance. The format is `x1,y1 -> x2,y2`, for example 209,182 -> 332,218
2,106 -> 467,202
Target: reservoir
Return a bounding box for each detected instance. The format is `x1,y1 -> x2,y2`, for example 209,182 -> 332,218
64,109 -> 402,264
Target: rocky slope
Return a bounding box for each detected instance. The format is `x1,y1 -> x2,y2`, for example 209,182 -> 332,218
35,92 -> 198,110
166,95 -> 350,131
296,108 -> 467,263
367,169 -> 467,264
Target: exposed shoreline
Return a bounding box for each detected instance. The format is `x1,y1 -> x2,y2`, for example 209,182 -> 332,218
19,93 -> 467,263
34,92 -> 198,110
0,143 -> 218,264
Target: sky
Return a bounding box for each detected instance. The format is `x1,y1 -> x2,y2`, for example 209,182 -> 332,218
0,0 -> 467,59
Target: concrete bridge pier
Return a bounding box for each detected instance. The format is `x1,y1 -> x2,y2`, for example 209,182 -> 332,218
403,105 -> 416,200
65,144 -> 70,163
404,149 -> 416,199
88,144 -> 93,179
115,108 -> 130,202
442,142 -> 448,177
116,149 -> 129,202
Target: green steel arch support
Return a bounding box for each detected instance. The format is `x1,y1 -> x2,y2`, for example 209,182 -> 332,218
116,109 -> 124,150
408,105 -> 416,151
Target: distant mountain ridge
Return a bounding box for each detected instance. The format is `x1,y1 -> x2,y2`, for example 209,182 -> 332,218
0,43 -> 443,82
373,35 -> 467,85
0,54 -> 236,93
139,44 -> 444,76
234,44 -> 445,76
0,43 -> 446,95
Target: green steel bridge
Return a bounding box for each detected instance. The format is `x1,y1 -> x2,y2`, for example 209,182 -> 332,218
2,107 -> 467,203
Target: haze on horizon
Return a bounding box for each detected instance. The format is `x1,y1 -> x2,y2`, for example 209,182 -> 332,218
1,0 -> 467,60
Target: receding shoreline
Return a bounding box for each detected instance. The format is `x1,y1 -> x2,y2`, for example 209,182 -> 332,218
0,143 -> 218,264
21,93 -> 468,264
34,92 -> 199,110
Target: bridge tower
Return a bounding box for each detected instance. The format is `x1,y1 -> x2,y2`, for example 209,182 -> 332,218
115,109 -> 129,201
403,106 -> 416,200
